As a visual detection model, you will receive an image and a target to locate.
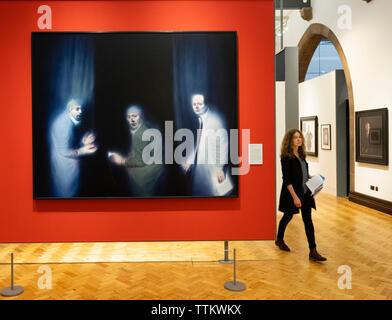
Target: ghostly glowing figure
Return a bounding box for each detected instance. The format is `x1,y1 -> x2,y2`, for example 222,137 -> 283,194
49,99 -> 97,197
182,94 -> 233,196
108,105 -> 164,196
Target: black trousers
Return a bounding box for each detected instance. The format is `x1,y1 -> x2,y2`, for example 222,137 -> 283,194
277,190 -> 316,250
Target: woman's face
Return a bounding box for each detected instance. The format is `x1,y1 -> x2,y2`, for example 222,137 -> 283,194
291,131 -> 303,148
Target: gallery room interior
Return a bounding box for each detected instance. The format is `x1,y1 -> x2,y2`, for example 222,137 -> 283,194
0,0 -> 391,301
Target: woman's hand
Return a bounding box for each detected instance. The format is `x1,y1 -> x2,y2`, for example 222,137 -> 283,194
287,184 -> 302,208
293,196 -> 302,208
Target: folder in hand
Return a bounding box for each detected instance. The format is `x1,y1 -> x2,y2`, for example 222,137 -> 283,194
306,174 -> 325,196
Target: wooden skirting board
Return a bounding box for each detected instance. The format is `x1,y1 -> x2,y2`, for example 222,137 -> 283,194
349,191 -> 392,215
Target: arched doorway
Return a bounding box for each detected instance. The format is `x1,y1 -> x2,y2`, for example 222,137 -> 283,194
298,23 -> 354,193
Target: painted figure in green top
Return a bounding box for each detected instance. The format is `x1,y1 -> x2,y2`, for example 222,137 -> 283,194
108,105 -> 164,197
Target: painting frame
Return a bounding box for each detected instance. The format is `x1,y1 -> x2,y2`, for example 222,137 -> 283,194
355,108 -> 388,165
300,116 -> 318,157
31,31 -> 239,199
320,124 -> 331,150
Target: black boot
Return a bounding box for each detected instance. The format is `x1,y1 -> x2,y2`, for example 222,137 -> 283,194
309,248 -> 327,261
275,238 -> 290,252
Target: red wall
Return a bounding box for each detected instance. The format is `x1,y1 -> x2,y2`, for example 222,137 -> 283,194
0,0 -> 275,242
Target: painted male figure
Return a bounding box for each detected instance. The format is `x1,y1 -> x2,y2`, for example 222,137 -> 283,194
182,94 -> 233,196
50,99 -> 97,197
109,105 -> 164,196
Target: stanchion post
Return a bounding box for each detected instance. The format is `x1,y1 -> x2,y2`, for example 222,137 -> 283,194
11,253 -> 14,290
233,248 -> 236,285
224,248 -> 246,292
219,241 -> 234,264
1,253 -> 24,297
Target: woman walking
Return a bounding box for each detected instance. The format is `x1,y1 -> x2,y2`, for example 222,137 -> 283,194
276,129 -> 326,262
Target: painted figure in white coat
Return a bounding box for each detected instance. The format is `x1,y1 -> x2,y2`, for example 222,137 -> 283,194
49,99 -> 97,197
182,94 -> 233,196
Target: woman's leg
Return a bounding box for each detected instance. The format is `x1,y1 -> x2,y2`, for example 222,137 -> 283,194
301,199 -> 327,261
276,212 -> 293,251
300,204 -> 316,250
277,212 -> 294,240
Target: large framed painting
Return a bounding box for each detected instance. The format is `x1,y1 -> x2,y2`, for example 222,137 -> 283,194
300,116 -> 318,157
355,108 -> 388,165
32,32 -> 239,199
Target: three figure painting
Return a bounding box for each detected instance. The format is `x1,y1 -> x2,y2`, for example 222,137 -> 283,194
32,32 -> 239,199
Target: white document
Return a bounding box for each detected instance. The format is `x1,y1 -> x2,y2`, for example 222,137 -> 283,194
213,173 -> 234,196
306,174 -> 325,196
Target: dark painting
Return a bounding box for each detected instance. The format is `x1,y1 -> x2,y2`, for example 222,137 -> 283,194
32,32 -> 238,199
355,108 -> 388,165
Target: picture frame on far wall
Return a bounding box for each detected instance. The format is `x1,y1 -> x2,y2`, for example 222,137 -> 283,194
321,124 -> 331,150
300,116 -> 318,157
355,108 -> 388,165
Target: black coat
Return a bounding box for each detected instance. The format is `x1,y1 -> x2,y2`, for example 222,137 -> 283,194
278,156 -> 316,214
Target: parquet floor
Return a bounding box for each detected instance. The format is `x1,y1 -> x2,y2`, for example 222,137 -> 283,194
0,192 -> 391,300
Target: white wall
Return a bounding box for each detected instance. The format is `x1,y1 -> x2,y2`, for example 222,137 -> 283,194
276,81 -> 285,213
299,71 -> 337,196
281,0 -> 392,201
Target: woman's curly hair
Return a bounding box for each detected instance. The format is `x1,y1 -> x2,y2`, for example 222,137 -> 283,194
280,129 -> 307,160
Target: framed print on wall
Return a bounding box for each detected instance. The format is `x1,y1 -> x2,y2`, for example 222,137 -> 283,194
321,124 -> 331,150
300,116 -> 318,157
355,108 -> 388,165
32,31 -> 239,199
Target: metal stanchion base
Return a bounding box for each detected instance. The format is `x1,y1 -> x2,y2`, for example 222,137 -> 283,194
224,281 -> 246,292
218,259 -> 234,264
1,286 -> 24,297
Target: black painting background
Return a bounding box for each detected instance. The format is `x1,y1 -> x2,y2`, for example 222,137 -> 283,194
32,32 -> 238,198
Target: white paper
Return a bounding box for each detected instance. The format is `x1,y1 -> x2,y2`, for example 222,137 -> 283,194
213,173 -> 234,196
306,174 -> 325,196
312,185 -> 324,197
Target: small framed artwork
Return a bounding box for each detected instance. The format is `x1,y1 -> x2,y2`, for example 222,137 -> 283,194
321,124 -> 331,150
300,116 -> 318,157
355,108 -> 388,165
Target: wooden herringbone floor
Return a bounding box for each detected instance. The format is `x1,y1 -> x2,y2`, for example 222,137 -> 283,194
0,192 -> 391,300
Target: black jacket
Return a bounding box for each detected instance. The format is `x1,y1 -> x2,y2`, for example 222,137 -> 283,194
278,156 -> 316,214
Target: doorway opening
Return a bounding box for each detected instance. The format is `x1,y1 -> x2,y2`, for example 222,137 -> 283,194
298,23 -> 354,195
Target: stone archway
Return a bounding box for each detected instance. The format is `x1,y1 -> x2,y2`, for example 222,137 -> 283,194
298,23 -> 355,193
